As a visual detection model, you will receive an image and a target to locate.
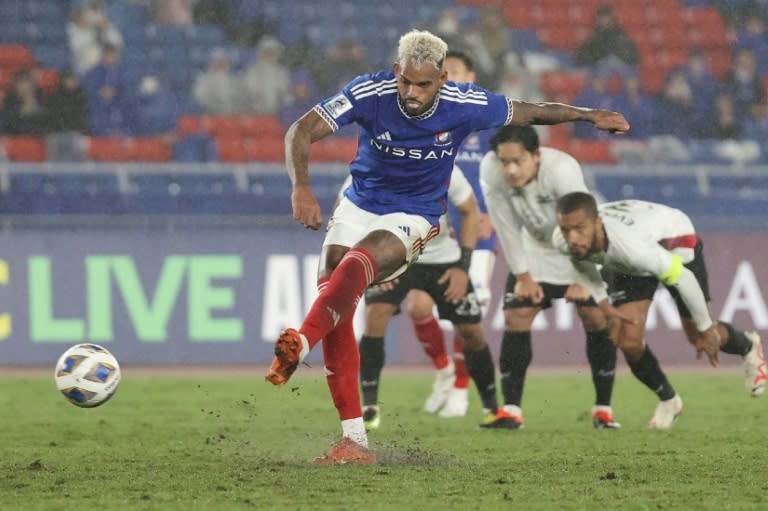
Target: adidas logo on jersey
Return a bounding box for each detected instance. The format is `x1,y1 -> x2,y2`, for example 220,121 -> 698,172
376,131 -> 392,141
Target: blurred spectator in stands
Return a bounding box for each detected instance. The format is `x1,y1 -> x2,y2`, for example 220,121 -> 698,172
45,70 -> 90,161
151,0 -> 193,26
570,71 -> 615,139
692,92 -> 743,140
67,0 -> 124,75
651,68 -> 695,140
611,75 -> 655,140
192,0 -> 231,25
2,69 -> 49,136
463,4 -> 518,90
721,48 -> 765,119
732,12 -> 768,74
683,49 -> 720,115
431,8 -> 471,56
193,48 -> 240,115
81,43 -> 133,136
280,69 -> 320,129
241,37 -> 290,115
312,38 -> 370,96
129,75 -> 178,137
574,4 -> 640,73
46,70 -> 89,134
497,57 -> 544,102
743,100 -> 768,142
193,0 -> 270,47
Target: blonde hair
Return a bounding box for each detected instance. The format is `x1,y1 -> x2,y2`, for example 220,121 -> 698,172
397,30 -> 448,71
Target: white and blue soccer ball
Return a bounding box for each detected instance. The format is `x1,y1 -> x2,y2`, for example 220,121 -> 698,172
54,343 -> 121,408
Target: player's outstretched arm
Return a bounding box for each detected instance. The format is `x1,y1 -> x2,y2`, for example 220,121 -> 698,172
510,100 -> 630,134
285,110 -> 334,230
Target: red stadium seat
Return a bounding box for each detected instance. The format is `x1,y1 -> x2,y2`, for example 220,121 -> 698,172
539,70 -> 586,103
240,115 -> 285,138
0,45 -> 35,68
247,136 -> 284,162
129,138 -> 172,162
311,138 -> 358,162
207,116 -> 243,137
3,136 -> 46,161
567,140 -> 617,164
86,137 -> 131,162
537,25 -> 590,52
216,136 -> 250,162
33,68 -> 59,94
639,65 -> 667,94
177,115 -> 206,136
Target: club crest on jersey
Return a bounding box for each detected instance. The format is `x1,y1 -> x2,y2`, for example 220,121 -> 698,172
434,131 -> 452,147
324,93 -> 353,119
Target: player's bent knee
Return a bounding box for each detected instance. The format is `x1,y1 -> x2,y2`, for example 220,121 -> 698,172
455,323 -> 486,351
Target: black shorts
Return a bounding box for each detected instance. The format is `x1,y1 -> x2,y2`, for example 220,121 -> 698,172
502,273 -> 598,310
601,241 -> 710,319
364,263 -> 482,324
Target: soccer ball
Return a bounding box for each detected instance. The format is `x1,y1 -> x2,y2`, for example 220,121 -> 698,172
54,343 -> 122,408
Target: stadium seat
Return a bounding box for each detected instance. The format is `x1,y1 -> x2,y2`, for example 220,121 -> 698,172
33,67 -> 58,93
240,115 -> 285,138
0,45 -> 35,67
86,138 -> 131,162
311,138 -> 358,162
248,137 -> 284,162
208,116 -> 243,138
216,137 -> 250,162
3,136 -> 46,161
177,115 -> 206,136
129,138 -> 172,162
539,70 -> 586,103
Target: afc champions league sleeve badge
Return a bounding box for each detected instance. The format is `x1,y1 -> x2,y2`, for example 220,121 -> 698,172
324,93 -> 353,119
434,131 -> 453,147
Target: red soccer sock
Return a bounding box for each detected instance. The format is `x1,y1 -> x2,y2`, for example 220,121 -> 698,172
300,248 -> 377,350
322,313 -> 363,420
453,336 -> 470,389
413,313 -> 449,369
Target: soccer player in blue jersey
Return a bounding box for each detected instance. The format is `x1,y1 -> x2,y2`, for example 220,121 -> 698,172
265,29 -> 629,465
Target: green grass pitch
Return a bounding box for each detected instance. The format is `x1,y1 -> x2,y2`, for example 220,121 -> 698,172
1,368 -> 766,511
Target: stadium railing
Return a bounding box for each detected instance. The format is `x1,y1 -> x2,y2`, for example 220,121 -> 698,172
0,162 -> 766,231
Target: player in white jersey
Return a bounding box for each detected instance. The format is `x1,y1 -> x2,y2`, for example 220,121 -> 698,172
266,29 -> 630,465
350,166 -> 500,430
479,125 -> 620,430
554,193 -> 767,429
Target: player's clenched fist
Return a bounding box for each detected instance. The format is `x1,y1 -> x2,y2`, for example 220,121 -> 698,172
291,185 -> 322,230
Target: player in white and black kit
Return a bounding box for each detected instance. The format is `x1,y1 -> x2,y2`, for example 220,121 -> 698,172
554,193 -> 767,429
479,125 -> 620,429
351,166 -> 500,431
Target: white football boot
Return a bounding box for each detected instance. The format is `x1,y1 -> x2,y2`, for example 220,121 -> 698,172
423,360 -> 455,413
438,387 -> 469,418
742,331 -> 767,397
648,394 -> 683,430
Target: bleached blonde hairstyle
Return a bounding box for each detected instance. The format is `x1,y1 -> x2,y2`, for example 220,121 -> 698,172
397,30 -> 448,71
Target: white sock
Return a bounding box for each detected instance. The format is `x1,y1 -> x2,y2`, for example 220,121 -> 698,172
592,405 -> 613,414
341,418 -> 368,448
503,404 -> 523,417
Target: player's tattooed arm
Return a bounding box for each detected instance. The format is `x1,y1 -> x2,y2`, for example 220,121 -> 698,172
284,110 -> 333,230
509,100 -> 630,134
285,109 -> 334,186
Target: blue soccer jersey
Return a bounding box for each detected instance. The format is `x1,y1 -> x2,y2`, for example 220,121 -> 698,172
314,70 -> 513,225
451,128 -> 498,251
